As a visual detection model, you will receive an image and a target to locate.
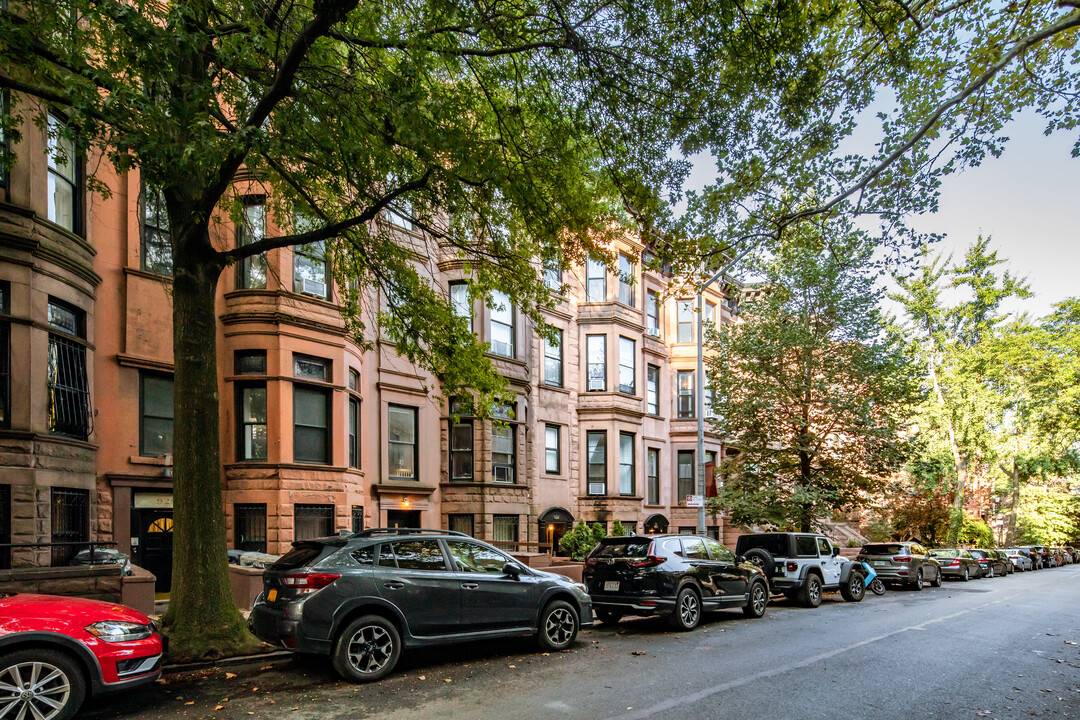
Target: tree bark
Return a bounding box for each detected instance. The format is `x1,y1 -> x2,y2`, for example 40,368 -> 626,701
163,228 -> 258,660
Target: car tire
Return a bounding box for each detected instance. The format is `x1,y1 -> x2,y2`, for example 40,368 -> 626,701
537,600 -> 580,651
911,568 -> 924,591
667,586 -> 702,631
743,548 -> 775,576
799,574 -> 823,608
961,567 -> 970,582
743,581 -> 769,618
595,609 -> 623,625
0,647 -> 86,720
840,571 -> 865,602
332,615 -> 402,683
930,569 -> 942,587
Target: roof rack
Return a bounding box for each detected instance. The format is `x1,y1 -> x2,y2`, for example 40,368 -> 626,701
353,527 -> 470,538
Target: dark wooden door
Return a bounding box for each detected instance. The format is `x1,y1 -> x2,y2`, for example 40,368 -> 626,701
134,509 -> 174,593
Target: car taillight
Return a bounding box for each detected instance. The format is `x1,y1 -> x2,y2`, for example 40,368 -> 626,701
629,555 -> 665,569
786,561 -> 798,572
892,556 -> 912,563
280,573 -> 340,592
950,559 -> 960,566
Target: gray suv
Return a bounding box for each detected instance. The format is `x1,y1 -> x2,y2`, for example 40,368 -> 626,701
856,542 -> 942,589
250,528 -> 593,682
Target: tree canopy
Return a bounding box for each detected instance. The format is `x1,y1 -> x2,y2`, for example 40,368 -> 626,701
706,223 -> 918,532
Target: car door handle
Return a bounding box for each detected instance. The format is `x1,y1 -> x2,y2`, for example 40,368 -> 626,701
461,582 -> 479,590
383,581 -> 405,590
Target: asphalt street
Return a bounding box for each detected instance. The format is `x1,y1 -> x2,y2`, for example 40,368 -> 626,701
84,564 -> 1080,720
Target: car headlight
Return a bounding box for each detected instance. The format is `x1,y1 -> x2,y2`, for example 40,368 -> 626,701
84,621 -> 153,642
570,581 -> 589,594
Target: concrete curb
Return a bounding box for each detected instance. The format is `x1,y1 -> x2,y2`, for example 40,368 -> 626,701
163,650 -> 293,675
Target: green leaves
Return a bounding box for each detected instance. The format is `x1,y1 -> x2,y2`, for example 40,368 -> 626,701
706,221 -> 917,532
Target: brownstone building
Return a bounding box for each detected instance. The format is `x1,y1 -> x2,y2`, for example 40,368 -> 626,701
0,91 -> 738,592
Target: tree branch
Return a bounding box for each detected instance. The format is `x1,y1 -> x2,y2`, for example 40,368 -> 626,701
199,0 -> 360,218
220,168 -> 433,263
780,8 -> 1080,228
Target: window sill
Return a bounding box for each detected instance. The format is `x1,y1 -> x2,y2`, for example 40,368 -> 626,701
540,383 -> 569,394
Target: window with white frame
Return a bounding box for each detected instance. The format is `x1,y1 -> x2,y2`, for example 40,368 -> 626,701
47,115 -> 80,234
705,300 -> 716,330
586,335 -> 606,391
618,337 -> 636,394
294,240 -> 329,298
677,370 -> 695,419
618,254 -> 635,306
543,330 -> 563,387
647,448 -> 660,505
544,262 -> 562,292
388,405 -> 418,480
238,198 -> 267,289
587,431 -> 606,495
545,424 -> 560,474
488,290 -> 514,358
646,364 -> 660,415
450,281 -> 472,332
646,290 -> 660,336
677,300 -> 694,343
619,432 -> 635,496
586,258 -> 606,302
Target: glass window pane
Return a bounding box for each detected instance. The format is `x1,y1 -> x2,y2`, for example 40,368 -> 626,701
587,335 -> 605,391
586,258 -> 606,301
388,406 -> 415,443
294,387 -> 327,427
294,355 -> 329,381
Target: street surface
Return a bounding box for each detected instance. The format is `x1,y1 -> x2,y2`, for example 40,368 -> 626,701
86,565 -> 1080,719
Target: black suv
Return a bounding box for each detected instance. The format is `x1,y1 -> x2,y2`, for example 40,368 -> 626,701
582,534 -> 769,631
735,533 -> 866,607
249,529 -> 592,682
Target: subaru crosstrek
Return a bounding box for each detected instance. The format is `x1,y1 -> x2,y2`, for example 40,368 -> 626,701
249,528 -> 592,682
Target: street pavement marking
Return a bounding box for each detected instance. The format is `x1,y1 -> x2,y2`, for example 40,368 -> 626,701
606,591 -> 1027,720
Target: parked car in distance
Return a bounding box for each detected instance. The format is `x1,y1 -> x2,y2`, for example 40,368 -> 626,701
734,532 -> 866,607
1005,548 -> 1033,571
928,549 -> 981,581
856,542 -> 942,590
988,549 -> 1014,574
969,549 -> 1007,578
250,528 -> 592,683
1030,545 -> 1049,569
0,592 -> 164,720
583,534 -> 769,631
1014,546 -> 1041,569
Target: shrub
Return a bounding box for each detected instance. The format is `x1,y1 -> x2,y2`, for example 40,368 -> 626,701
611,519 -> 626,537
956,517 -> 995,548
560,521 -> 607,560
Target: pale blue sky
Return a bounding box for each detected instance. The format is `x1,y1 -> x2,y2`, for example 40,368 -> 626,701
682,112 -> 1078,319
904,112 -> 1078,319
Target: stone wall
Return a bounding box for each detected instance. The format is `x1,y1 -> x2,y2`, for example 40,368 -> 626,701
0,565 -> 123,604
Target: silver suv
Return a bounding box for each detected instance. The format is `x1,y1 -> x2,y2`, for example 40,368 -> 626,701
734,533 -> 866,608
856,542 -> 942,589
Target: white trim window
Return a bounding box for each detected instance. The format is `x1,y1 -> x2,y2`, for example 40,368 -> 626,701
488,291 -> 515,358
586,334 -> 606,391
586,258 -> 606,302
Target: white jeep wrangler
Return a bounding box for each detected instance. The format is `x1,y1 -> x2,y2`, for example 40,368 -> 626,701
734,533 -> 865,607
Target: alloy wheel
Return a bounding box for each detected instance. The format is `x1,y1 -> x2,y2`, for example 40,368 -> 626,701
680,592 -> 700,627
0,660 -> 72,720
808,579 -> 821,604
346,625 -> 395,675
752,584 -> 768,614
545,607 -> 576,646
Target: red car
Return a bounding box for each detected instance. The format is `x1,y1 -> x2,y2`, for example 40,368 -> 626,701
0,592 -> 163,720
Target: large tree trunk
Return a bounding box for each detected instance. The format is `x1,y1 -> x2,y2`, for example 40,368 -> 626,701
1007,460 -> 1020,545
163,230 -> 258,660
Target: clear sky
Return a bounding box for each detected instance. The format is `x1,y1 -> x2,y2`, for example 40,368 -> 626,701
902,112 -> 1079,319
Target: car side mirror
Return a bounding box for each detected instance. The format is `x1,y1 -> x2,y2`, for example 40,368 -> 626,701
503,562 -> 521,579
832,547 -> 841,557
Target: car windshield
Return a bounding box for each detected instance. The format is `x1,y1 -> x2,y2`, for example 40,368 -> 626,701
969,550 -> 987,558
862,544 -> 904,555
931,549 -> 959,557
593,539 -> 652,559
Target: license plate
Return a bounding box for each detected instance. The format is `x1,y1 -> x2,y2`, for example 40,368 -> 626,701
267,589 -> 277,602
604,581 -> 619,592
873,561 -> 886,566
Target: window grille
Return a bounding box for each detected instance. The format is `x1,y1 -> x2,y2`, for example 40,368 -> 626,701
294,504 -> 334,540
50,488 -> 89,567
235,504 -> 267,552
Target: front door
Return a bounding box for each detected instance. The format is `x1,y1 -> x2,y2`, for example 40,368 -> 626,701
133,509 -> 173,593
817,537 -> 842,585
386,510 -> 421,529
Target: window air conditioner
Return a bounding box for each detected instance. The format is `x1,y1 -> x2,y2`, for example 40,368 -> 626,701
301,278 -> 327,297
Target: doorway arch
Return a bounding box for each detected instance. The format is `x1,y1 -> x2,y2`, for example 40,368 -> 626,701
538,507 -> 574,556
644,514 -> 669,534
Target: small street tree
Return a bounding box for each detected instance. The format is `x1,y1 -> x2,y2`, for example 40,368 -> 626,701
706,223 -> 918,533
